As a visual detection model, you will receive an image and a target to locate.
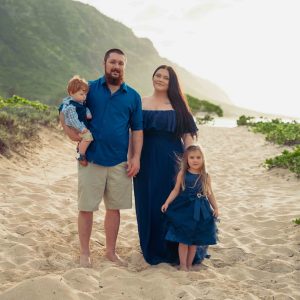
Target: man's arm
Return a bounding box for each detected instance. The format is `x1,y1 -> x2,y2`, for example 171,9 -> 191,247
64,105 -> 86,132
59,112 -> 81,142
127,130 -> 143,177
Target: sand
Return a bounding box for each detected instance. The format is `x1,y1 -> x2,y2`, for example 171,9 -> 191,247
0,126 -> 299,300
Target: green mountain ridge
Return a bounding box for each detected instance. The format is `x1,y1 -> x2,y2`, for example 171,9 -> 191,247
0,0 -> 232,108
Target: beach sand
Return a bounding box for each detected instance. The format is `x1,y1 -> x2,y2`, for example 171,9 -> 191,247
0,126 -> 299,300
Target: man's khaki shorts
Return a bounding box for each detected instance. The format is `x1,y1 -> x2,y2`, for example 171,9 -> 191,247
78,161 -> 132,211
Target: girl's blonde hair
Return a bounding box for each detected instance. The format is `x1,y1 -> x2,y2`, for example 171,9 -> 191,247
179,145 -> 210,196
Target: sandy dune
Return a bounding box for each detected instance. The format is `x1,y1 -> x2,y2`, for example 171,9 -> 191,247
0,126 -> 299,300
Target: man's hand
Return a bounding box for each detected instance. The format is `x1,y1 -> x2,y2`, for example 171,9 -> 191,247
127,156 -> 140,177
59,112 -> 81,142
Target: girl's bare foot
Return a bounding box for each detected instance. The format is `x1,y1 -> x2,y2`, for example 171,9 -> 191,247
105,253 -> 127,267
80,254 -> 92,268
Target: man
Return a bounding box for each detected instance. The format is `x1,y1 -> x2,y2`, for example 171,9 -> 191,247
60,49 -> 143,267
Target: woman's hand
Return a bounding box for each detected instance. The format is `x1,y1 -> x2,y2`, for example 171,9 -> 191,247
161,203 -> 169,213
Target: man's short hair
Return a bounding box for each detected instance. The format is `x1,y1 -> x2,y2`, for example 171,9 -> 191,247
67,75 -> 89,95
104,48 -> 126,63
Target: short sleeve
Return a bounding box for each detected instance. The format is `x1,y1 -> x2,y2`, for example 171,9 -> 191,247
183,113 -> 198,135
86,107 -> 92,119
58,96 -> 71,113
130,93 -> 143,131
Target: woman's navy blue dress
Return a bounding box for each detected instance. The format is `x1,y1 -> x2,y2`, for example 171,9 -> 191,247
133,110 -> 207,265
165,171 -> 218,246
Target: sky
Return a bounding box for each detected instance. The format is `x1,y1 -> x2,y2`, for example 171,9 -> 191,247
77,0 -> 300,118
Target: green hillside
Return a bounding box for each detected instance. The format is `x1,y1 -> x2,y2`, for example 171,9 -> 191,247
0,0 -> 231,106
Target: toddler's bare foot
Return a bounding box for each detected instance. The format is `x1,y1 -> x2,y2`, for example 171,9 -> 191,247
79,159 -> 88,167
105,253 -> 128,267
80,254 -> 92,268
77,154 -> 88,167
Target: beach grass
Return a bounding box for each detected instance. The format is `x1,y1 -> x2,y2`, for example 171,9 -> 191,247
0,95 -> 58,156
237,115 -> 300,176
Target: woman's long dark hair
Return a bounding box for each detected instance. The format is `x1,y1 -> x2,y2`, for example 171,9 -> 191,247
152,65 -> 197,138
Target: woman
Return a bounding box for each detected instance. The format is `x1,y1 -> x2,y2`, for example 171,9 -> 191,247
134,65 -> 207,265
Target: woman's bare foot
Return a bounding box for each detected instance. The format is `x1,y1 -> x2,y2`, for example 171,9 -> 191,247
80,254 -> 92,268
105,253 -> 127,267
179,265 -> 188,272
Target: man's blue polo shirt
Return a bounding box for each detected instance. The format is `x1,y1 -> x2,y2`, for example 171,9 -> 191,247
85,76 -> 143,167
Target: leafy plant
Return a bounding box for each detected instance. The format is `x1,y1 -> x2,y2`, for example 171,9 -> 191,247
264,146 -> 300,177
236,115 -> 255,126
293,218 -> 300,225
3,95 -> 49,111
196,114 -> 214,125
0,95 -> 58,156
186,94 -> 223,116
237,116 -> 300,146
238,116 -> 300,176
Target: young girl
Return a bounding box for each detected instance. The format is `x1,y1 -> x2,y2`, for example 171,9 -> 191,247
161,145 -> 219,271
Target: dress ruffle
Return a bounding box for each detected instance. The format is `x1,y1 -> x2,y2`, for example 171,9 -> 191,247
142,110 -> 176,132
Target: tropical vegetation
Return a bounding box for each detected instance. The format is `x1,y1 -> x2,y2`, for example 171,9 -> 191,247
186,94 -> 223,116
0,96 -> 58,156
237,115 -> 300,176
293,218 -> 300,225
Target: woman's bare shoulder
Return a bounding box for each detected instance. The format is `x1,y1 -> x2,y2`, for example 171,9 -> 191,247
142,96 -> 153,102
142,96 -> 153,109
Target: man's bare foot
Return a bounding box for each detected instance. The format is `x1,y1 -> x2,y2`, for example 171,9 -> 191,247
80,254 -> 92,268
105,253 -> 127,267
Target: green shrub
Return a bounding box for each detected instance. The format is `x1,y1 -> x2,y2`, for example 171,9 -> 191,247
0,95 -> 59,156
237,116 -> 300,146
293,218 -> 300,225
236,115 -> 255,126
186,94 -> 223,117
3,95 -> 49,111
238,116 -> 300,176
264,146 -> 300,177
196,114 -> 214,125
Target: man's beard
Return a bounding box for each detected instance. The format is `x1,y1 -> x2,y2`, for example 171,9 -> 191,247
105,68 -> 124,86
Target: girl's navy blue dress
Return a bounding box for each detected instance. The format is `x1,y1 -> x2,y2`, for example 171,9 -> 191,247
165,171 -> 218,246
133,110 -> 207,265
